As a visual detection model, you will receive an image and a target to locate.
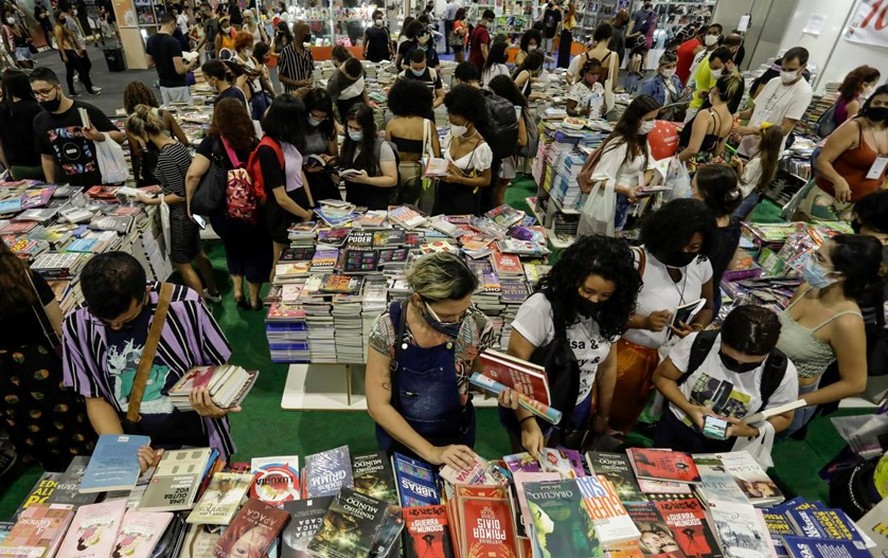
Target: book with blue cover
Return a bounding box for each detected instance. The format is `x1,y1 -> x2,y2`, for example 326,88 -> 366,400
302,445 -> 353,499
785,508 -> 869,550
79,434 -> 149,494
782,536 -> 871,558
392,452 -> 440,508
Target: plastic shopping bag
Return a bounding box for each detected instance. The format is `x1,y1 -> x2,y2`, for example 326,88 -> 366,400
576,180 -> 616,237
665,157 -> 691,201
732,420 -> 775,469
95,132 -> 129,184
159,194 -> 171,256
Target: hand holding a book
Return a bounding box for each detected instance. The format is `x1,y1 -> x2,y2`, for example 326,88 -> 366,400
497,388 -> 520,410
644,310 -> 672,332
190,387 -> 242,419
428,444 -> 476,470
668,321 -> 696,339
724,416 -> 760,439
137,444 -> 163,474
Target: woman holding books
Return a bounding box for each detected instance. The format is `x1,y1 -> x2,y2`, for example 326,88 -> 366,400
503,235 -> 642,456
652,305 -> 799,453
610,198 -> 717,434
302,88 -> 342,204
339,103 -> 398,210
366,252 -> 517,470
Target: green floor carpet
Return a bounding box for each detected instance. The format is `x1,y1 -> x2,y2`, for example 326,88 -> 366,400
0,179 -> 853,520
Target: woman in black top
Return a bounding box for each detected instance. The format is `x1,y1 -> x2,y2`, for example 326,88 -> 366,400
691,164 -> 742,316
363,10 -> 392,62
340,103 -> 398,210
255,94 -> 315,276
123,81 -> 190,187
385,78 -> 441,207
201,59 -> 248,107
302,88 -> 341,203
0,69 -> 43,179
0,239 -> 96,471
273,20 -> 292,54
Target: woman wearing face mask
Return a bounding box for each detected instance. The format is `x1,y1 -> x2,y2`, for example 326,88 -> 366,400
327,57 -> 370,125
515,28 -> 542,66
577,95 -> 659,233
832,66 -> 880,129
775,235 -> 882,438
215,16 -> 236,56
512,50 -> 546,100
434,85 -> 493,216
801,85 -> 888,222
241,9 -> 267,45
566,58 -> 605,117
503,235 -> 642,456
567,23 -> 617,109
272,20 -> 293,55
201,59 -> 247,107
676,72 -> 741,170
609,198 -> 717,433
301,88 -> 340,203
639,52 -> 684,121
363,10 -> 392,63
653,305 -> 799,454
2,12 -> 34,69
366,252 -> 514,468
232,32 -> 274,121
339,103 -> 398,210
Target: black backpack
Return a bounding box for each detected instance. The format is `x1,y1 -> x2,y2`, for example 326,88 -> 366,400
815,103 -> 839,138
679,330 -> 788,414
478,89 -> 520,159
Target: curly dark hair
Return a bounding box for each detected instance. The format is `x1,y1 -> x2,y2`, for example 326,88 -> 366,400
519,28 -> 542,52
443,84 -> 489,129
209,97 -> 257,153
302,87 -> 335,140
388,78 -> 433,117
123,81 -> 159,114
641,198 -> 717,262
537,235 -> 641,339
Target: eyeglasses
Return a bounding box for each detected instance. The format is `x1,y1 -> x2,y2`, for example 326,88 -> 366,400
32,86 -> 58,99
423,299 -> 470,325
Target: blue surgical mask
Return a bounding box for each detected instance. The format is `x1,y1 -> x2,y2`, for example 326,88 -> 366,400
411,68 -> 425,77
421,300 -> 464,338
348,129 -> 363,141
800,257 -> 837,289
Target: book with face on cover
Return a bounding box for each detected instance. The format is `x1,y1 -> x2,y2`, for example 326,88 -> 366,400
522,479 -> 602,558
249,457 -> 300,506
56,499 -> 127,558
212,499 -> 290,558
281,496 -> 334,558
302,446 -> 353,499
691,454 -> 750,506
187,473 -> 252,525
112,509 -> 174,558
714,451 -> 784,507
0,503 -> 74,558
179,524 -> 224,558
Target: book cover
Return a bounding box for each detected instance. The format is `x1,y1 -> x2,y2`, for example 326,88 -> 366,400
512,471 -> 560,537
714,451 -> 784,507
306,487 -> 389,558
352,452 -> 398,505
522,479 -> 602,558
213,499 -> 289,558
403,506 -> 454,558
709,500 -> 777,558
0,504 -> 74,557
855,498 -> 888,558
12,473 -> 60,520
638,479 -> 694,495
492,253 -> 523,276
577,476 -> 641,545
302,445 -> 353,499
540,448 -> 586,479
112,509 -> 173,558
692,454 -> 749,506
57,499 -> 127,558
79,434 -> 149,494
187,473 -> 252,525
624,502 -> 685,558
281,496 -> 334,558
249,456 -> 301,505
782,536 -> 872,558
0,522 -> 10,545
763,508 -> 796,556
785,509 -> 868,549
368,507 -> 404,558
503,452 -> 542,473
585,452 -> 647,504
392,452 -> 440,508
653,498 -> 721,558
139,448 -> 212,512
456,485 -> 520,558
479,350 -> 550,406
179,524 -> 223,558
628,449 -> 701,484
47,457 -> 100,509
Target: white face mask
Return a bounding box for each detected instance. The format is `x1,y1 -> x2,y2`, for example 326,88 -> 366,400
245,49 -> 253,57
862,85 -> 875,99
780,69 -> 799,84
704,34 -> 718,47
374,19 -> 383,27
450,124 -> 468,137
710,68 -> 723,79
5,17 -> 14,24
661,68 -> 675,78
638,120 -> 655,135
222,26 -> 231,33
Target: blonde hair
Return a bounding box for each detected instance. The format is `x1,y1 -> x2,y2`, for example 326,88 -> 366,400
405,252 -> 478,302
125,104 -> 166,137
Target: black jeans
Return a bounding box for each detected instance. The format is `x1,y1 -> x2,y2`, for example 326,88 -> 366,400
444,19 -> 453,53
62,49 -> 94,93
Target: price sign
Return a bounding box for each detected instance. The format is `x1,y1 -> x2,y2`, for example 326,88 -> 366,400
846,0 -> 888,48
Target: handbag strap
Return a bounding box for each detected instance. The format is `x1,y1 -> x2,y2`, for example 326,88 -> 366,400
26,271 -> 60,350
220,136 -> 242,168
127,283 -> 174,423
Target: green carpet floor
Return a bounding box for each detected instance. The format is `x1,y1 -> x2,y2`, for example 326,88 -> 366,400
0,179 -> 856,519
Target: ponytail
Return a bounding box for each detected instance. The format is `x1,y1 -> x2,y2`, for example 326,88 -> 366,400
125,104 -> 166,137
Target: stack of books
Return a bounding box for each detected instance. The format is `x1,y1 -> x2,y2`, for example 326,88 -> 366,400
168,365 -> 259,411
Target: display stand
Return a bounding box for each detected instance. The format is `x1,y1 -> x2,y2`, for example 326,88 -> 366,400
111,0 -> 149,69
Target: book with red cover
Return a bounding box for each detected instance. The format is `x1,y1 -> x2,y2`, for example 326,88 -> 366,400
491,252 -> 523,276
624,502 -> 686,558
653,498 -> 721,558
478,350 -> 550,406
403,506 -> 455,558
455,485 -> 519,558
213,499 -> 289,558
627,449 -> 701,484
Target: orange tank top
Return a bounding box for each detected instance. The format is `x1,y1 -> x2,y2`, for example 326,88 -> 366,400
816,121 -> 887,202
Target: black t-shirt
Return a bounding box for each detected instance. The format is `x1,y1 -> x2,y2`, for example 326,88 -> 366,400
203,17 -> 220,45
543,8 -> 561,38
146,32 -> 187,88
365,26 -> 390,62
197,135 -> 251,170
0,99 -> 42,167
0,270 -> 55,350
33,100 -> 119,188
401,67 -> 442,91
214,86 -> 248,107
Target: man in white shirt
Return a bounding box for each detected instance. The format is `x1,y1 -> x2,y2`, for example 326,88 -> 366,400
736,47 -> 812,158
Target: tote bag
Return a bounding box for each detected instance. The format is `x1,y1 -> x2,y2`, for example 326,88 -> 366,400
577,179 -> 616,237
191,137 -> 228,216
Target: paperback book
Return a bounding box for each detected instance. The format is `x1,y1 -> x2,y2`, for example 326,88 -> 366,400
351,452 -> 398,505
453,485 -> 520,558
112,509 -> 173,558
785,509 -> 868,549
187,473 -> 252,525
78,434 -> 149,494
0,504 -> 74,558
139,448 -> 213,512
403,506 -> 455,558
249,456 -> 301,505
585,452 -> 647,504
627,449 -> 701,484
577,475 -> 641,546
714,451 -> 784,507
653,498 -> 721,558
179,524 -> 223,558
623,501 -> 684,558
392,453 -> 440,508
782,536 -> 871,558
56,499 -> 127,558
213,499 -> 289,558
522,479 -> 602,558
306,487 -> 389,558
47,457 -> 99,509
12,473 -> 60,520
709,500 -> 776,558
281,496 -> 334,558
302,445 -> 353,499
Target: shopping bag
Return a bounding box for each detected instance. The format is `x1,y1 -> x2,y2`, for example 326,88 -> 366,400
577,180 -> 616,237
732,420 -> 775,469
665,157 -> 691,201
95,132 -> 128,184
781,178 -> 817,221
159,194 -> 171,256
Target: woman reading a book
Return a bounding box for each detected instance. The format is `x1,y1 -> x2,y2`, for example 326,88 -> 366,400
366,252 -> 518,470
652,305 -> 799,453
503,235 -> 641,456
339,103 -> 398,211
301,88 -> 341,204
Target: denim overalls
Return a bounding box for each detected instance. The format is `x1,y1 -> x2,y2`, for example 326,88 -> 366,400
375,301 -> 476,457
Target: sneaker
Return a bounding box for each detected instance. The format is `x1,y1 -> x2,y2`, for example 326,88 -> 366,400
88,87 -> 102,95
203,289 -> 222,303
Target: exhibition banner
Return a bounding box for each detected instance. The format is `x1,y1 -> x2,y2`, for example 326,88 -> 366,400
846,0 -> 888,49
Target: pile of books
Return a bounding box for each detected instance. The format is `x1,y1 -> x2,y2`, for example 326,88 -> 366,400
168,365 -> 259,411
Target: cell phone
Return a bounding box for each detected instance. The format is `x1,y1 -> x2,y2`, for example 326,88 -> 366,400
702,415 -> 729,440
193,214 -> 207,230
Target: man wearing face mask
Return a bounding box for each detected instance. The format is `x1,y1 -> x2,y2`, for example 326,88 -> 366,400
147,12 -> 199,105
398,49 -> 444,118
365,252 -> 516,470
687,23 -> 722,84
640,51 -> 685,121
736,47 -> 812,158
408,26 -> 440,71
363,10 -> 392,62
29,67 -> 125,189
468,9 -> 494,70
676,24 -> 705,85
685,46 -> 733,123
653,305 -> 799,454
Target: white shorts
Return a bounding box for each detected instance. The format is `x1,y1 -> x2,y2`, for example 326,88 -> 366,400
160,85 -> 192,105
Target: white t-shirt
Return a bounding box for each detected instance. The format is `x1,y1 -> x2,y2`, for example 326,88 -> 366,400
590,141 -> 655,189
481,63 -> 509,86
177,14 -> 190,36
623,247 -> 714,349
511,293 -> 613,404
739,156 -> 763,198
738,77 -> 813,157
567,81 -> 605,117
667,332 -> 799,425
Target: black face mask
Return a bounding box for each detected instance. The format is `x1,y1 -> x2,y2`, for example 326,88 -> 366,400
39,95 -> 62,112
576,296 -> 598,318
718,350 -> 763,373
659,251 -> 698,268
304,34 -> 312,43
864,106 -> 888,123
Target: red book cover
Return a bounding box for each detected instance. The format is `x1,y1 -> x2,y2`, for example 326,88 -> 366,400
652,499 -> 721,558
628,449 -> 701,484
478,350 -> 550,406
624,502 -> 686,558
213,499 -> 290,558
492,253 -> 523,275
456,489 -> 518,558
403,506 -> 455,558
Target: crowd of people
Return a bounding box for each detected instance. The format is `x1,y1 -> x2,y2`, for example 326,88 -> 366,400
0,0 -> 886,489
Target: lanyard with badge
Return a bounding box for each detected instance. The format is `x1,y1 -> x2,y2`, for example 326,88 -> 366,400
865,126 -> 888,180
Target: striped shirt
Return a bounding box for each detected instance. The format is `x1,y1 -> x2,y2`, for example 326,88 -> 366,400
154,142 -> 191,219
62,283 -> 236,459
277,43 -> 314,93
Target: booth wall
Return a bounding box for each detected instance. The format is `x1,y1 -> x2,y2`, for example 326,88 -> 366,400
711,0 -> 799,72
